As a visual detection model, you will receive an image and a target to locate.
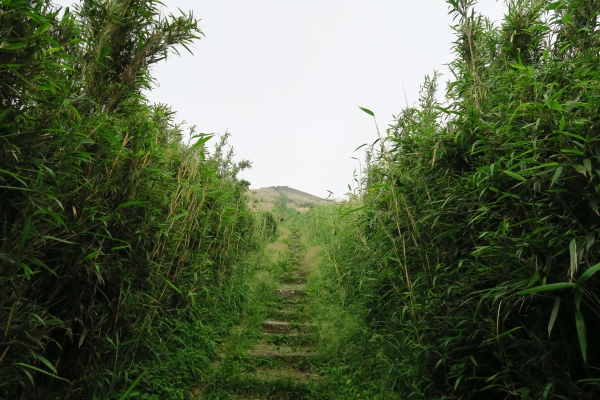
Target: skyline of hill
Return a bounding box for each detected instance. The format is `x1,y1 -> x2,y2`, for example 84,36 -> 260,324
248,186 -> 329,212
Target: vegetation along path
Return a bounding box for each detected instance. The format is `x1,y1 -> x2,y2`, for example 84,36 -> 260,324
195,218 -> 334,399
3,1 -> 600,399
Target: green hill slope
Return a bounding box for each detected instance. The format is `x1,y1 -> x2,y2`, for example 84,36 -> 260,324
248,186 -> 328,212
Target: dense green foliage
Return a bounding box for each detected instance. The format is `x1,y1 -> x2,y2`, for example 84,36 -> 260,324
313,0 -> 600,398
0,1 -> 267,398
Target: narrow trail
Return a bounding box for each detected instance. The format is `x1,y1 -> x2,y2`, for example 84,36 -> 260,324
244,226 -> 321,389
197,223 -> 331,399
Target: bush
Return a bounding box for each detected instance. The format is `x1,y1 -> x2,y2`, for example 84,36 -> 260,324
0,1 -> 261,398
319,1 -> 600,398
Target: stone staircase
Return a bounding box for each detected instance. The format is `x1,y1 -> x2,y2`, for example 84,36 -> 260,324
240,227 -> 322,395
196,226 -> 323,399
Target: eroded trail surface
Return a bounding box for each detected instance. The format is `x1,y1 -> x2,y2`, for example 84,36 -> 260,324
245,226 -> 321,389
196,225 -> 329,399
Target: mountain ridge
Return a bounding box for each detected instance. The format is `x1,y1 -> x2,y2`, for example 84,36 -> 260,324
248,186 -> 328,212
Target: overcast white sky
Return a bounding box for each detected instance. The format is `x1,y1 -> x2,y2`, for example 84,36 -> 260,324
55,0 -> 507,199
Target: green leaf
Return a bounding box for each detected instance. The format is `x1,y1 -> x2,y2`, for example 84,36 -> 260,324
454,375 -> 463,390
548,297 -> 560,336
117,201 -> 147,209
33,353 -> 58,374
200,169 -> 217,179
18,215 -> 32,252
69,105 -> 81,123
359,107 -> 374,117
1,42 -> 27,50
0,252 -> 15,264
354,143 -> 368,152
517,282 -> 576,295
164,279 -> 182,295
586,232 -> 595,253
550,166 -> 563,187
469,355 -> 478,367
43,235 -> 76,244
434,105 -> 460,115
589,198 -> 598,214
583,159 -> 592,175
190,134 -> 214,150
502,170 -> 526,181
575,309 -> 587,363
573,164 -> 587,175
0,106 -> 12,123
167,212 -> 187,223
525,162 -> 558,171
577,263 -> 600,286
119,372 -> 146,400
559,116 -> 565,130
16,363 -> 69,382
0,168 -> 28,188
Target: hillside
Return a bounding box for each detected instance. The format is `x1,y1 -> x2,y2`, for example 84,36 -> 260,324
248,186 -> 328,212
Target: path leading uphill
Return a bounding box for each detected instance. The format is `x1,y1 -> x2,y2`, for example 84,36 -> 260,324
196,224 -> 330,399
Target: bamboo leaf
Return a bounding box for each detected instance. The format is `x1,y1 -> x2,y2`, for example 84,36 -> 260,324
190,134 -> 214,150
119,372 -> 146,400
517,282 -> 576,295
164,279 -> 182,295
575,309 -> 587,363
18,215 -> 32,252
117,201 -> 147,209
43,235 -> 76,244
502,170 -> 526,181
570,238 -> 578,278
16,363 -> 69,382
354,143 -> 368,152
168,212 -> 187,222
359,107 -> 375,116
577,263 -> 600,286
573,164 -> 587,175
0,106 -> 12,123
550,165 -> 563,187
33,353 -> 58,374
583,159 -> 592,175
548,297 -> 560,336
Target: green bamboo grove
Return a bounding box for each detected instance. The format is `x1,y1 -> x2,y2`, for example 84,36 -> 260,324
311,0 -> 600,398
2,0 -> 600,399
1,1 -> 271,398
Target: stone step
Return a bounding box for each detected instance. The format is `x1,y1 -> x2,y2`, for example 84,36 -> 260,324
246,344 -> 317,364
262,320 -> 314,334
266,307 -> 309,323
243,368 -> 321,383
279,274 -> 307,284
273,285 -> 307,299
263,333 -> 316,346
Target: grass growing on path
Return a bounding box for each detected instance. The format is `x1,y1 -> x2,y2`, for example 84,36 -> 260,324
194,209 -> 390,399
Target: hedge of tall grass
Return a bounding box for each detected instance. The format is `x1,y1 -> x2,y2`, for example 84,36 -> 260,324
315,1 -> 600,398
1,1 -> 266,398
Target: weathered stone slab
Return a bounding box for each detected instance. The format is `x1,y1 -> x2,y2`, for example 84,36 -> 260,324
262,320 -> 313,333
273,284 -> 307,299
246,344 -> 317,364
245,368 -> 321,383
280,274 -> 308,284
